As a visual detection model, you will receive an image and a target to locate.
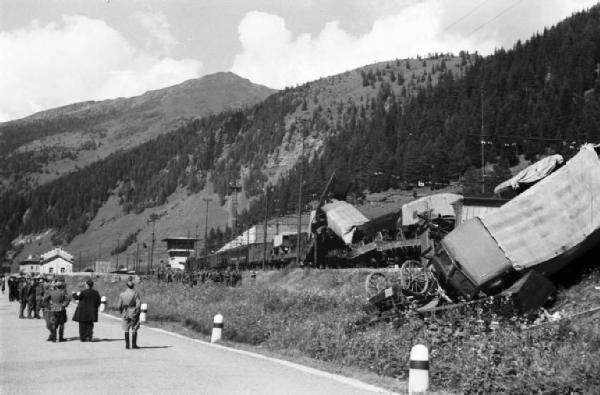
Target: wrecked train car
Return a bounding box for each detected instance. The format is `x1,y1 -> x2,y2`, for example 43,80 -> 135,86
431,144 -> 600,300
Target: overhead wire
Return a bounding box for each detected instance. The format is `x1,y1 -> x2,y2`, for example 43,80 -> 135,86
468,0 -> 525,36
442,0 -> 493,33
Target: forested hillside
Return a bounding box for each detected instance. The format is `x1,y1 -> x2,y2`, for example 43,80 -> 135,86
0,72 -> 275,191
2,4 -> 600,263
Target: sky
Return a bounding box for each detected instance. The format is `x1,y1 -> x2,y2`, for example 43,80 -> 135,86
0,0 -> 598,122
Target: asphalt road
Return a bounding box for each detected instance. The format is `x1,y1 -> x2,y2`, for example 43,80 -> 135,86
0,296 -> 393,395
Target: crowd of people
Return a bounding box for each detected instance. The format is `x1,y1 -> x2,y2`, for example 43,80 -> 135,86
154,267 -> 244,287
2,273 -> 143,349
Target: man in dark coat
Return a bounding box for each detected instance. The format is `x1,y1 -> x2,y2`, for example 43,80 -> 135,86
18,278 -> 31,318
34,277 -> 45,319
72,279 -> 101,342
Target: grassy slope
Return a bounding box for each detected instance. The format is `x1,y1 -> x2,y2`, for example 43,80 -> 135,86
65,263 -> 600,394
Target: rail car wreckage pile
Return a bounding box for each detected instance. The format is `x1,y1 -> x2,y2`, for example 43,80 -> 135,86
307,144 -> 600,318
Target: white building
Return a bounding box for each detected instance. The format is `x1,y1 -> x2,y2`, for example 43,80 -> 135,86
162,237 -> 198,271
217,224 -> 299,253
40,247 -> 74,275
19,255 -> 41,274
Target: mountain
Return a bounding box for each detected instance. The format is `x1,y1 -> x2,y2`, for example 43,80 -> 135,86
0,72 -> 276,190
3,4 -> 600,271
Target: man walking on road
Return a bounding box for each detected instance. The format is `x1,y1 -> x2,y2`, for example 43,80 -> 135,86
43,279 -> 70,342
73,279 -> 101,342
118,280 -> 141,349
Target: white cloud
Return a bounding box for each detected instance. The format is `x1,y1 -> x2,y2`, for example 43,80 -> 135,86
0,15 -> 203,122
134,9 -> 178,55
230,0 -> 599,89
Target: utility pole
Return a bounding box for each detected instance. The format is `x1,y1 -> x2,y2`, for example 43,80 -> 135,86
480,87 -> 485,195
194,224 -> 199,258
136,242 -> 140,273
149,222 -> 156,274
263,187 -> 269,270
203,197 -> 211,270
297,134 -> 305,266
116,233 -> 121,270
229,181 -> 242,232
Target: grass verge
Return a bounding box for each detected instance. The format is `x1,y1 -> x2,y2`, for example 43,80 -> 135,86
66,267 -> 600,394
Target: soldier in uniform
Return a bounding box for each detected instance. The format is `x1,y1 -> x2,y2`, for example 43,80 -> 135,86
42,280 -> 55,341
18,277 -> 30,318
118,280 -> 141,349
34,277 -> 45,319
72,279 -> 101,342
43,279 -> 70,342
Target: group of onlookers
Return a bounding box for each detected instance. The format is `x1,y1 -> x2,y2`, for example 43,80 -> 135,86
153,268 -> 244,287
4,274 -> 143,349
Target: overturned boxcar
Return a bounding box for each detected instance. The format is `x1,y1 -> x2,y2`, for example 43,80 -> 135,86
431,144 -> 600,300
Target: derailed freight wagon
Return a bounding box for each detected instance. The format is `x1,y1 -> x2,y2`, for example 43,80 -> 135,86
431,144 -> 600,301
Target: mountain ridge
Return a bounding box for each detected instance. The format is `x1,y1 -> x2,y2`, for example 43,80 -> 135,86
0,71 -> 276,190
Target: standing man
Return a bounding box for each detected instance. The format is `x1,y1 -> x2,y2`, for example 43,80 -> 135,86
43,279 -> 70,342
118,280 -> 141,349
26,278 -> 37,318
8,276 -> 15,301
18,277 -> 30,318
33,277 -> 45,319
72,279 -> 101,342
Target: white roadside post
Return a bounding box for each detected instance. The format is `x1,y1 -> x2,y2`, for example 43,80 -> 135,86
100,296 -> 106,312
211,314 -> 223,343
140,303 -> 148,323
408,344 -> 429,394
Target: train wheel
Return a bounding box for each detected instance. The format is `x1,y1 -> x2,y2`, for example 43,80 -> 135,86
400,260 -> 430,295
365,271 -> 389,298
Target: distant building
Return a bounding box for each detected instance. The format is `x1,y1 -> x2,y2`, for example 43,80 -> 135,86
217,224 -> 298,253
19,255 -> 42,274
40,247 -> 74,275
162,237 -> 198,270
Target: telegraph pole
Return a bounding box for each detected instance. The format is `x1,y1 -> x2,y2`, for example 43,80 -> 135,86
480,87 -> 485,194
149,222 -> 156,274
136,242 -> 140,272
263,187 -> 269,270
296,135 -> 305,265
203,197 -> 212,270
116,233 -> 121,270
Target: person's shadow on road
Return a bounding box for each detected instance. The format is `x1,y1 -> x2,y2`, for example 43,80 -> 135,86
134,346 -> 172,349
90,338 -> 123,342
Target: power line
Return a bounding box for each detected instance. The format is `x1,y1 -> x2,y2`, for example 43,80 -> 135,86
468,0 -> 525,36
442,0 -> 493,32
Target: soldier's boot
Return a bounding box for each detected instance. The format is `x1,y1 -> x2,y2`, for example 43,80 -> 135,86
124,332 -> 130,349
58,326 -> 66,342
47,328 -> 56,342
132,332 -> 139,349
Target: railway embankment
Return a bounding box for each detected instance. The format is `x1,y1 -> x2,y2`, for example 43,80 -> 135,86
65,266 -> 600,393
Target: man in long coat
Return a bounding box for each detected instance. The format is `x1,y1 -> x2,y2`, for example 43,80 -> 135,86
118,280 -> 141,349
34,277 -> 45,319
18,278 -> 31,318
73,279 -> 101,342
